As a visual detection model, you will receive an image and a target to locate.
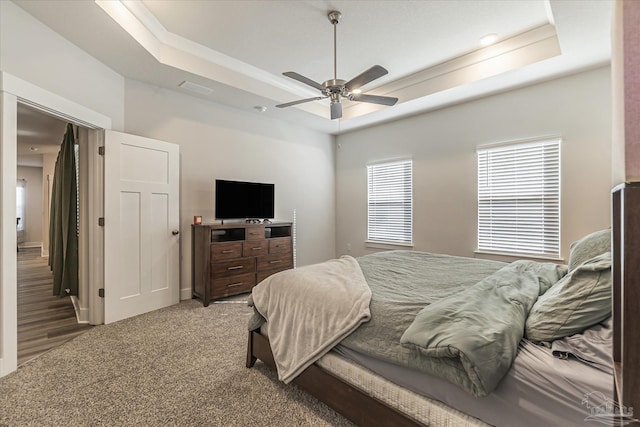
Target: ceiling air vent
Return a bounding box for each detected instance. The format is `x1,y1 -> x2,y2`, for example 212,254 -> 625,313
178,80 -> 214,95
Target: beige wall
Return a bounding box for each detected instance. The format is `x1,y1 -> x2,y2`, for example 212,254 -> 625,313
623,0 -> 640,181
612,0 -> 640,183
0,0 -> 337,304
336,67 -> 612,262
123,79 -> 336,298
612,1 -> 626,185
0,1 -> 125,130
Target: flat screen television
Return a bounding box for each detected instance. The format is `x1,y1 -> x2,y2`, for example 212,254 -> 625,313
215,179 -> 275,220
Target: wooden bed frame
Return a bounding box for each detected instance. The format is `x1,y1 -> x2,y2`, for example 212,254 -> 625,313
246,330 -> 425,427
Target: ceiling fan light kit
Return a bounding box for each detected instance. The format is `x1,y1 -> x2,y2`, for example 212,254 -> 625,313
276,10 -> 398,120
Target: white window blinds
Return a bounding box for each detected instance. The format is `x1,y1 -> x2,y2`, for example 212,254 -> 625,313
367,159 -> 413,244
477,138 -> 560,257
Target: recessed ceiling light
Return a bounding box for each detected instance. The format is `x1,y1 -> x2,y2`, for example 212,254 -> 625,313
29,147 -> 39,152
253,106 -> 267,113
480,33 -> 498,46
178,80 -> 214,95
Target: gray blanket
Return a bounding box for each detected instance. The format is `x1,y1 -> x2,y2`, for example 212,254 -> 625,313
251,255 -> 371,383
400,260 -> 566,396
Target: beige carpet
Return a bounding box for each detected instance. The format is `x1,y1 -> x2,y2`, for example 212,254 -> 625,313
0,299 -> 354,426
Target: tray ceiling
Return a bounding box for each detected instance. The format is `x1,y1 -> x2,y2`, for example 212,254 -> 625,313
14,0 -> 613,134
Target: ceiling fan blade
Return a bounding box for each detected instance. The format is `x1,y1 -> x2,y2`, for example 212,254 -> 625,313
351,93 -> 398,106
330,102 -> 342,120
345,65 -> 389,91
276,96 -> 326,108
283,72 -> 326,92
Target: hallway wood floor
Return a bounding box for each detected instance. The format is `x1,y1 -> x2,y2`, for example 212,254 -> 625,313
17,247 -> 92,366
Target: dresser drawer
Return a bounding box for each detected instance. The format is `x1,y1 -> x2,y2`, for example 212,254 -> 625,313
246,226 -> 265,241
211,273 -> 256,297
210,242 -> 242,260
257,253 -> 293,272
242,240 -> 268,257
269,237 -> 292,254
211,257 -> 256,277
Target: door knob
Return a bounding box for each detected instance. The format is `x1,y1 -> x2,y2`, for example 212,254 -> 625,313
172,230 -> 180,235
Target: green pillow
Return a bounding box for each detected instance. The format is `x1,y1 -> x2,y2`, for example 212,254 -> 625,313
568,229 -> 610,272
525,252 -> 611,343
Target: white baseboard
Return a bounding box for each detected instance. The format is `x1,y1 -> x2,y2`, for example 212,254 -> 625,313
19,241 -> 42,249
41,248 -> 49,258
70,296 -> 90,324
0,355 -> 17,378
180,287 -> 192,301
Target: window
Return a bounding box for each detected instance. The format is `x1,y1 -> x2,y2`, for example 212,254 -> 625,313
477,138 -> 560,258
367,159 -> 413,245
16,179 -> 26,245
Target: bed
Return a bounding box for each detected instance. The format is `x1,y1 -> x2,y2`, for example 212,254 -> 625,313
246,230 -> 614,426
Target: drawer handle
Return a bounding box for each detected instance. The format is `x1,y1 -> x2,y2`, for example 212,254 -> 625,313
251,247 -> 263,251
227,265 -> 244,270
276,245 -> 285,248
221,250 -> 235,254
227,282 -> 244,288
269,260 -> 283,264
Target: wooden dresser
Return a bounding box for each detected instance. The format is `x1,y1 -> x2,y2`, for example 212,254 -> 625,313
191,222 -> 293,306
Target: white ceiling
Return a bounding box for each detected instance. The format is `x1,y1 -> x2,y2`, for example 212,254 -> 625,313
14,0 -> 612,137
17,104 -> 67,167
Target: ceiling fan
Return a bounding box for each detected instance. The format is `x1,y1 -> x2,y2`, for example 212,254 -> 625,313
276,10 -> 398,120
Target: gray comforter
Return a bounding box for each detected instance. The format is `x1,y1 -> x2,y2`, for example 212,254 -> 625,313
341,250 -> 565,397
399,259 -> 566,396
340,251 -> 507,370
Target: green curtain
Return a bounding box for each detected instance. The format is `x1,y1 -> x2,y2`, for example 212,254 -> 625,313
49,123 -> 79,297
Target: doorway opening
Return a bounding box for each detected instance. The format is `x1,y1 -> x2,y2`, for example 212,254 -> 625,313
1,73 -> 111,377
16,104 -> 93,365
1,72 -> 180,377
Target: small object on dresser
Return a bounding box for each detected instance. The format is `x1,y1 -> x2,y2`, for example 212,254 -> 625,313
193,215 -> 202,225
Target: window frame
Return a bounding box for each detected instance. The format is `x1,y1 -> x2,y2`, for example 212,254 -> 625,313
476,137 -> 561,259
366,158 -> 413,247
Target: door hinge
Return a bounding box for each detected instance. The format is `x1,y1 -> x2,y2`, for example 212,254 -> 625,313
98,217 -> 105,226
98,146 -> 105,155
98,288 -> 105,298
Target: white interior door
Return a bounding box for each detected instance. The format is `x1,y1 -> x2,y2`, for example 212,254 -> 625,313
104,130 -> 180,324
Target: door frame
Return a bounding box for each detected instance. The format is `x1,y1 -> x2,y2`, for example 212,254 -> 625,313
0,71 -> 111,376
